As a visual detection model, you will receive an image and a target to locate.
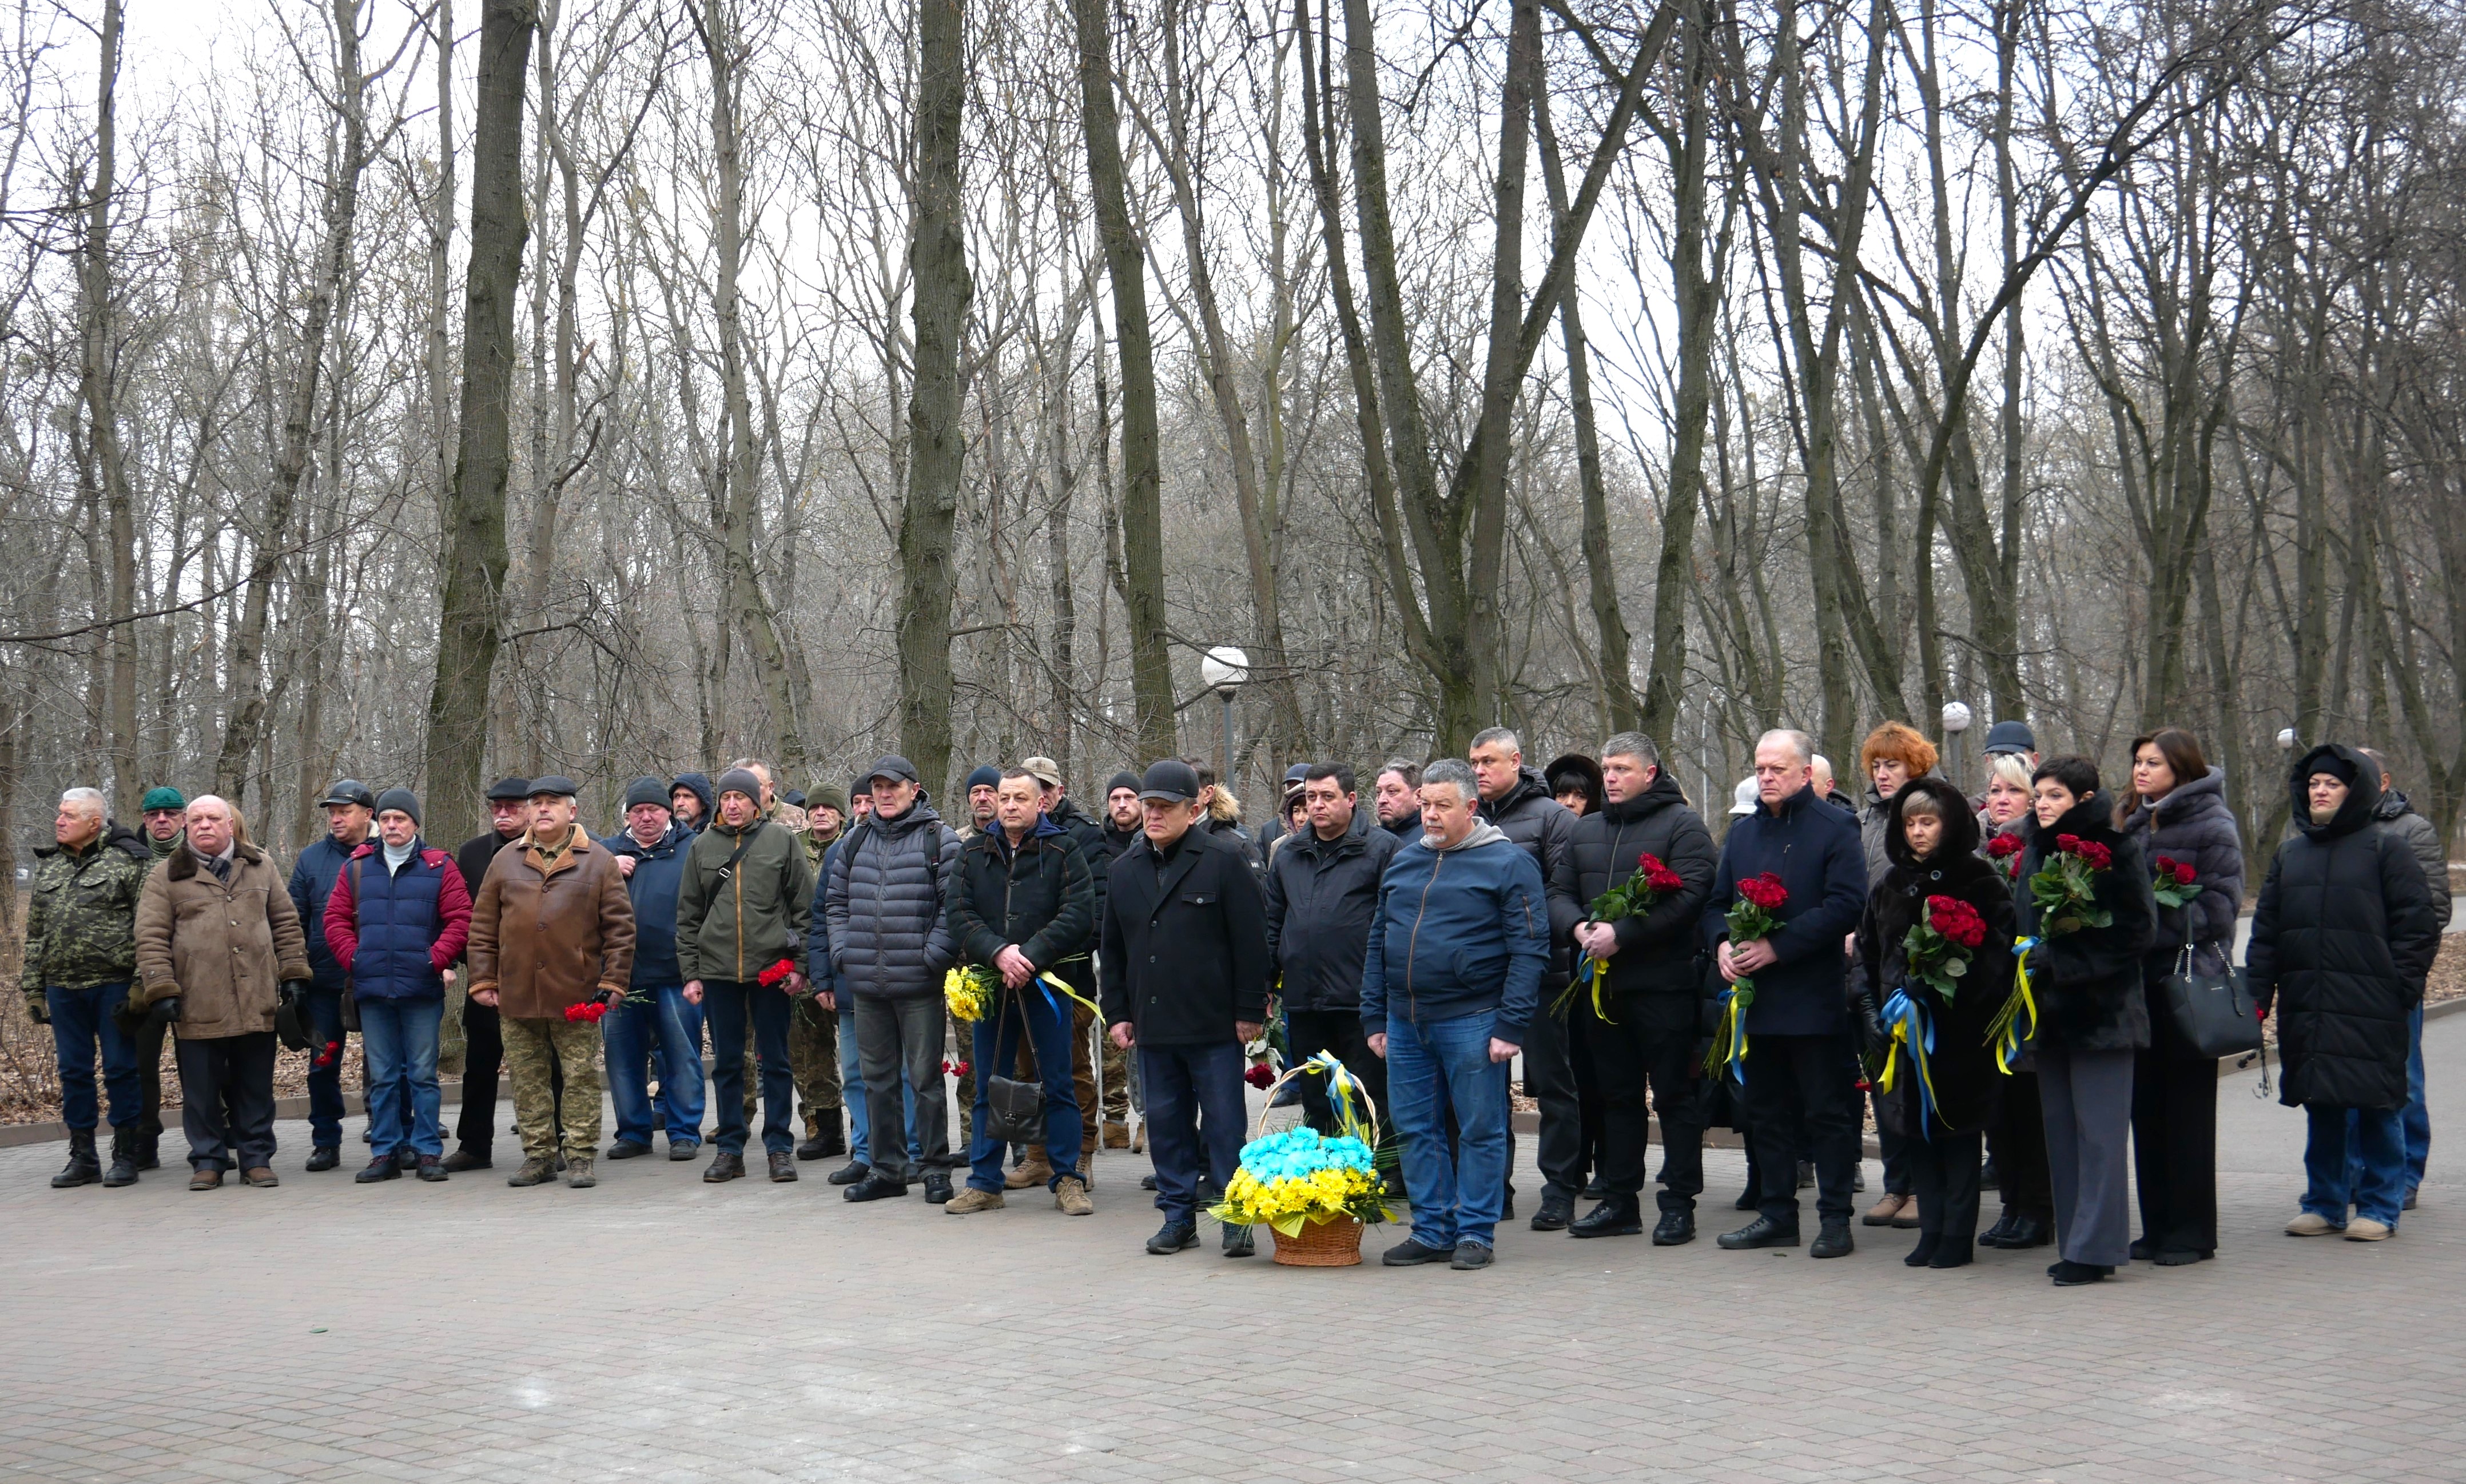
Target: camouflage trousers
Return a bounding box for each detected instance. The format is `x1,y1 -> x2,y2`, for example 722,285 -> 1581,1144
742,994 -> 843,1136
504,1014 -> 602,1160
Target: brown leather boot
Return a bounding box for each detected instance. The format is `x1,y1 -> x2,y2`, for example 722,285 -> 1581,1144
1004,1147 -> 1053,1190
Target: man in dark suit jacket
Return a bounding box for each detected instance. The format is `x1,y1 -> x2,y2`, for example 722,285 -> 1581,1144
1100,760 -> 1271,1259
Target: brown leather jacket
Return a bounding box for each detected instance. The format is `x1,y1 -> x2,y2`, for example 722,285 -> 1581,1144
466,825 -> 637,1020
133,831 -> 311,1040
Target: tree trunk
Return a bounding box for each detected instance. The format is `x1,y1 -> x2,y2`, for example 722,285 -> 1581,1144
79,0 -> 138,812
896,0 -> 971,795
420,0 -> 535,850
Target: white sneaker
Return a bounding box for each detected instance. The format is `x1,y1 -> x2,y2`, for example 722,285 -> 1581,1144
2345,1216 -> 2392,1242
2285,1211 -> 2344,1236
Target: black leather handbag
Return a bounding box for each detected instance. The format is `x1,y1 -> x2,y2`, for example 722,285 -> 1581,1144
980,992 -> 1045,1146
2157,943 -> 2262,1060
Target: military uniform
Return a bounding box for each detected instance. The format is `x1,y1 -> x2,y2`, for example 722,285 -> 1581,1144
738,805 -> 845,1152
22,821 -> 154,1179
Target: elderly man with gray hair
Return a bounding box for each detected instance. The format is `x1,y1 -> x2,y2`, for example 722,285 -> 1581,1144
133,795 -> 313,1190
21,787 -> 153,1188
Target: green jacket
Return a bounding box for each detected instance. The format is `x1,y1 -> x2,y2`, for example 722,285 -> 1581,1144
20,825 -> 153,998
676,816 -> 814,984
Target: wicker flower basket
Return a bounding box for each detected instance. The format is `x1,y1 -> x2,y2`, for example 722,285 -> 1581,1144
1268,1215 -> 1366,1266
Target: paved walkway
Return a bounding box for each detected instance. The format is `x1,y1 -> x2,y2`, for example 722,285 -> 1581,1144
3,1023 -> 2460,1483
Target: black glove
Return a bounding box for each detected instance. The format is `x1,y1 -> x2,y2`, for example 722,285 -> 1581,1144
275,982 -> 313,1052
23,993 -> 48,1027
146,996 -> 182,1029
1855,989 -> 1888,1062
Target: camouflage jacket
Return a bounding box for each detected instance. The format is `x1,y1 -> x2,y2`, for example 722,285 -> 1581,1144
21,824 -> 153,996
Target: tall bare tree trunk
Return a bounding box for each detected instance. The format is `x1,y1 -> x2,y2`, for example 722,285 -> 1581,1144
421,0 -> 535,849
429,0 -> 455,539
79,0 -> 137,811
1071,0 -> 1174,763
896,0 -> 971,794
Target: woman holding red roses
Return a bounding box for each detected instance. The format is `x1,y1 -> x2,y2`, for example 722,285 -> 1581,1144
2116,729 -> 2244,1265
1853,779 -> 2015,1268
2015,757 -> 2157,1285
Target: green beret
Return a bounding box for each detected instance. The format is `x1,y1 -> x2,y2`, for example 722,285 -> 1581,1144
140,786 -> 186,813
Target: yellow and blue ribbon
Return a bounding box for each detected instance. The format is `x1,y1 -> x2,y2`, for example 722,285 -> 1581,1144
1034,970 -> 1102,1021
1876,988 -> 1940,1133
1986,936 -> 2039,1073
1295,1049 -> 1379,1146
1703,980 -> 1754,1083
1580,957 -> 1614,1024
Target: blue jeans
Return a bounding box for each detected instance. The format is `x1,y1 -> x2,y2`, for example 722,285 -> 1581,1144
704,979 -> 794,1155
840,999 -> 920,1171
1386,1012 -> 1511,1249
2349,1002 -> 2428,1193
610,985 -> 705,1148
358,997 -> 445,1160
1139,1041 -> 1246,1224
968,991 -> 1081,1193
46,982 -> 140,1131
2307,1102 -> 2407,1227
307,986 -> 348,1147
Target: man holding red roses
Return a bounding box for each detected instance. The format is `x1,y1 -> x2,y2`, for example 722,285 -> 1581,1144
677,768 -> 815,1185
1563,733 -> 1717,1243
1701,730 -> 1869,1259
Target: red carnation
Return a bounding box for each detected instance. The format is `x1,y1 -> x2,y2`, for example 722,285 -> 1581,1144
941,1058 -> 972,1077
563,1000 -> 608,1024
1737,872 -> 1789,911
756,957 -> 797,988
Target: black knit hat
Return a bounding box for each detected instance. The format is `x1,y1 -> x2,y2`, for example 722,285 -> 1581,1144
623,776 -> 671,811
1105,770 -> 1142,798
372,787 -> 421,826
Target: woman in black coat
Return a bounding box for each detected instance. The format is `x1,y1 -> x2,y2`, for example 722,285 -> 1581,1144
2115,728 -> 2244,1264
2246,744 -> 2441,1242
1853,778 -> 2015,1268
2013,757 -> 2157,1286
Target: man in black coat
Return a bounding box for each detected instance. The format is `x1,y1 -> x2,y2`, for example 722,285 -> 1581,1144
1264,762 -> 1400,1155
2249,743 -> 2441,1242
1372,761 -> 1425,841
1100,760 -> 1271,1258
444,777 -> 533,1172
1564,733 -> 1719,1243
1469,727 -> 1586,1227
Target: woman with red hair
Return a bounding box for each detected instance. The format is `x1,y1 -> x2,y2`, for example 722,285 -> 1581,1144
1852,721 -> 1942,1227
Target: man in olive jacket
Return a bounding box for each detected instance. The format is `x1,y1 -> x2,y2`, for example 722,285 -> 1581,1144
132,796 -> 312,1189
677,767 -> 814,1184
1100,760 -> 1271,1258
22,787 -> 153,1188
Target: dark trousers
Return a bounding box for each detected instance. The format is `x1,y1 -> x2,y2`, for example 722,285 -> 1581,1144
1584,992 -> 1704,1212
305,986 -> 349,1147
1140,1040 -> 1247,1224
2037,1043 -> 2135,1267
1571,1011 -> 1604,1184
1746,1032 -> 1861,1226
706,979 -> 796,1156
454,994 -> 505,1156
176,1032 -> 278,1170
133,1008 -> 168,1146
1514,997 -> 1585,1200
43,982 -> 141,1131
1988,1068 -> 2053,1219
1875,1112 -> 1912,1196
969,990 -> 1081,1192
2133,1007 -> 2219,1255
855,994 -> 952,1173
1286,1008 -> 1387,1149
1908,1126 -> 1984,1248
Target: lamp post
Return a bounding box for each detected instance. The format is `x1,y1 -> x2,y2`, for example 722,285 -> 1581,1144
1200,646 -> 1247,805
1941,701 -> 1972,786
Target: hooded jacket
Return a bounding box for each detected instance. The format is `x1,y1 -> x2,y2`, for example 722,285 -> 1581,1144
465,825 -> 637,1020
949,814 -> 1096,974
1099,822 -> 1271,1045
1264,812 -> 1401,1013
20,822 -> 151,997
1361,821 -> 1550,1044
2246,744 -> 2441,1110
2118,766 -> 2245,975
2013,798 -> 2156,1052
671,773 -> 717,834
322,840 -> 471,1001
676,815 -> 813,985
1852,780 -> 2014,1132
606,820 -> 695,986
824,797 -> 962,999
132,821 -> 312,1039
1699,781 -> 1868,1037
1481,766 -> 1584,977
1566,769 -> 1719,998
2373,789 -> 2452,931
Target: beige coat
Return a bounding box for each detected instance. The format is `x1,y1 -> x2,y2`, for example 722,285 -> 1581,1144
133,835 -> 312,1040
466,825 -> 636,1020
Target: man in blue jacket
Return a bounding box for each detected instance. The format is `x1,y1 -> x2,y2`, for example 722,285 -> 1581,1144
606,777 -> 704,1161
288,778 -> 379,1171
1704,730 -> 1870,1258
1363,759 -> 1550,1271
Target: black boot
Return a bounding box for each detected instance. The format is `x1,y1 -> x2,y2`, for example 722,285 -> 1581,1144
1977,1211 -> 2019,1248
1810,1219 -> 1856,1259
134,1128 -> 161,1171
51,1129 -> 102,1188
1568,1197 -> 1644,1239
1530,1191 -> 1575,1231
796,1123 -> 846,1161
101,1125 -> 140,1188
1717,1214 -> 1801,1250
2002,1213 -> 2053,1249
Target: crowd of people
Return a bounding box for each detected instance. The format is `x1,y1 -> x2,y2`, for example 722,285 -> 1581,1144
18,718 -> 2447,1282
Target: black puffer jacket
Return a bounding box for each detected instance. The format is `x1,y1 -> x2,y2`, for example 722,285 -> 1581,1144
2247,745 -> 2441,1110
1045,795 -> 1111,932
2118,767 -> 2244,976
1263,817 -> 1399,1013
1482,767 -> 1582,976
1565,770 -> 1717,997
948,815 -> 1096,973
1854,781 -> 2015,1132
2373,789 -> 2452,931
824,798 -> 962,999
2014,799 -> 2156,1052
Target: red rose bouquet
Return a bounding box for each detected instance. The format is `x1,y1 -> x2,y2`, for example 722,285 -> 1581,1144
1560,851 -> 1691,1022
1986,831 -> 2023,880
2027,833 -> 2114,936
2151,855 -> 2204,910
1703,873 -> 1788,1081
1903,894 -> 1988,998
